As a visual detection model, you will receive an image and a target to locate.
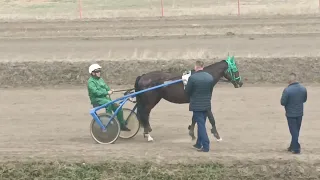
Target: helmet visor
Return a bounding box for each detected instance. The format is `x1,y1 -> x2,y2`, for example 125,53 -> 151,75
93,69 -> 101,73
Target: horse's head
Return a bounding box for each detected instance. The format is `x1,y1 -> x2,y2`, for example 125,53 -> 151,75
223,56 -> 243,88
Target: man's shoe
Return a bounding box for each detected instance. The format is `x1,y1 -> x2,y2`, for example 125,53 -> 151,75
120,125 -> 131,131
291,150 -> 301,154
287,146 -> 301,154
193,144 -> 202,150
197,148 -> 209,152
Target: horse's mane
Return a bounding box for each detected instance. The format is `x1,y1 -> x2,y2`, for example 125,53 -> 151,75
203,60 -> 226,70
164,60 -> 226,81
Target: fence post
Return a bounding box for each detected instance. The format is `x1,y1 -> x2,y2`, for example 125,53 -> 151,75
161,0 -> 164,17
78,0 -> 82,19
237,0 -> 240,16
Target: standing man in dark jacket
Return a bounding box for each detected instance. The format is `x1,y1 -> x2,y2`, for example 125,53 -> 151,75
280,73 -> 307,154
183,60 -> 214,152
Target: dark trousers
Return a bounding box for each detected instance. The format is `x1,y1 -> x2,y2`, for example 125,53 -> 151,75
193,111 -> 210,151
287,116 -> 303,152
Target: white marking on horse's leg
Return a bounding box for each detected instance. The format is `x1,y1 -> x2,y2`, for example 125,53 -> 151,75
216,138 -> 223,142
145,133 -> 154,142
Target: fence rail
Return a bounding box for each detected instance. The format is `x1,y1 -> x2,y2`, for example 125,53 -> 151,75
0,0 -> 319,20
76,0 -> 320,19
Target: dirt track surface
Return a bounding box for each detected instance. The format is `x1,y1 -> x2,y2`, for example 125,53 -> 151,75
1,16 -> 320,62
1,12 -> 320,177
0,85 -> 320,164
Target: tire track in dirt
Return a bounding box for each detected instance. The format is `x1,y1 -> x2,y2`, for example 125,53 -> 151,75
1,15 -> 320,39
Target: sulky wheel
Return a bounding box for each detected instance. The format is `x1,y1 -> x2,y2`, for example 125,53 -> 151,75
90,113 -> 120,144
119,108 -> 140,139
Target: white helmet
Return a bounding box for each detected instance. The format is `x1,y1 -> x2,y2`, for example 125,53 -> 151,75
89,63 -> 101,74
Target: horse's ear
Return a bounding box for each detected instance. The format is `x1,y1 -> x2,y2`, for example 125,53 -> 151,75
231,56 -> 235,62
226,54 -> 231,61
226,53 -> 235,62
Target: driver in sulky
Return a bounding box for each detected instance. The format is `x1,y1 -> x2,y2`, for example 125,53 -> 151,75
87,63 -> 131,131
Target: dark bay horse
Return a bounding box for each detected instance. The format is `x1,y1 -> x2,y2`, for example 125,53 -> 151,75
133,56 -> 243,142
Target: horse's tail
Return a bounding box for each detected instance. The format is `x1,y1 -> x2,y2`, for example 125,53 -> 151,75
134,75 -> 142,99
134,75 -> 144,126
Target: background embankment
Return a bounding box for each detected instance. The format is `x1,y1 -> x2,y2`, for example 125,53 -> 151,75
1,57 -> 319,87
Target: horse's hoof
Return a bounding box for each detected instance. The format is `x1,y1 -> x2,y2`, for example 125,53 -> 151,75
212,132 -> 221,140
147,137 -> 154,142
216,138 -> 222,142
144,133 -> 154,142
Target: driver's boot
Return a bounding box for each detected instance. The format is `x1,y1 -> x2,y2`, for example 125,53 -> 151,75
120,124 -> 131,131
116,108 -> 131,131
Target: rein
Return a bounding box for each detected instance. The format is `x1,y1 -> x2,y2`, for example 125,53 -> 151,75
113,88 -> 135,93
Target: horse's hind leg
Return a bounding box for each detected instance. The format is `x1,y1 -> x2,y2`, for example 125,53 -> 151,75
188,117 -> 196,140
207,109 -> 222,141
141,111 -> 154,142
141,92 -> 161,142
136,105 -> 153,141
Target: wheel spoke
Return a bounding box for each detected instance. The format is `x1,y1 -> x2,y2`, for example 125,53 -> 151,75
90,113 -> 121,144
119,108 -> 140,139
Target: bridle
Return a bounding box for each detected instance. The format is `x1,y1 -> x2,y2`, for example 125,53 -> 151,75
224,56 -> 241,83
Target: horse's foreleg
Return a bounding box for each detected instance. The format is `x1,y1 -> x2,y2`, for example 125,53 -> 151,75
188,117 -> 196,140
207,110 -> 222,141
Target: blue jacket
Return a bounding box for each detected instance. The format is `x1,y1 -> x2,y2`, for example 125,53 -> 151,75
184,70 -> 214,111
280,82 -> 307,117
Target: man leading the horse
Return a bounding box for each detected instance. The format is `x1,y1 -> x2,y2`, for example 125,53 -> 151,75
87,63 -> 131,131
183,60 -> 214,152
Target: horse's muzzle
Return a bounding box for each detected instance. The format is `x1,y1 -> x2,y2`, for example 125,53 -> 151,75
233,81 -> 243,88
238,81 -> 243,87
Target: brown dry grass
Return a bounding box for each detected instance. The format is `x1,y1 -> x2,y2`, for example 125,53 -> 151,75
1,57 -> 319,88
71,48 -> 320,62
0,0 -> 318,20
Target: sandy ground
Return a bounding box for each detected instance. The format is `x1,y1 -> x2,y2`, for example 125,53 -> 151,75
0,85 -> 319,164
1,16 -> 320,62
0,2 -> 320,171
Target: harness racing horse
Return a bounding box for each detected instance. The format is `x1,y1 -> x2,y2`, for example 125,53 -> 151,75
134,56 -> 243,142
